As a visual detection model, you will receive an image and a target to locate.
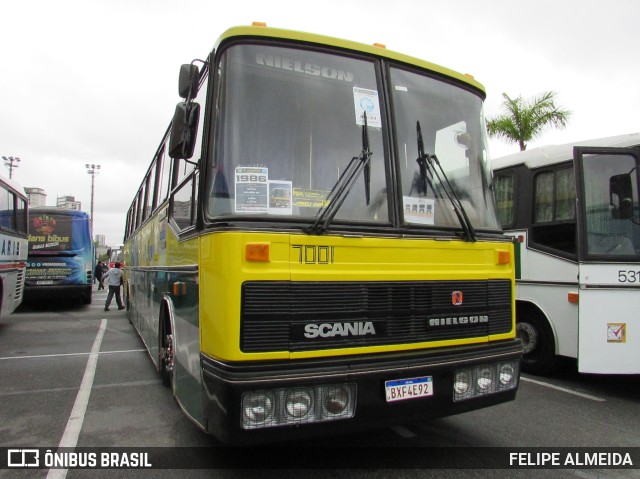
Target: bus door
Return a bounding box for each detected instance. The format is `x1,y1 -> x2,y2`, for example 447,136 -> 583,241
575,146 -> 640,373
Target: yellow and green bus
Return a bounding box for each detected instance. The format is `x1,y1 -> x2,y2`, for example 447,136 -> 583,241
124,23 -> 521,444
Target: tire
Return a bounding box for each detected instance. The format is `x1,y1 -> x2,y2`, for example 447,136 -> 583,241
125,285 -> 132,323
159,311 -> 174,387
82,290 -> 92,305
516,308 -> 556,375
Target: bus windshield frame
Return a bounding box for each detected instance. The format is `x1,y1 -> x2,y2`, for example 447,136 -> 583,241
204,41 -> 501,235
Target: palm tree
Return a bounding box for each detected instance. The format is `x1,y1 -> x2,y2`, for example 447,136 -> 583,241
487,91 -> 571,151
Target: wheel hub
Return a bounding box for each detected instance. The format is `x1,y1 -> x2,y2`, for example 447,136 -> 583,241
516,322 -> 537,354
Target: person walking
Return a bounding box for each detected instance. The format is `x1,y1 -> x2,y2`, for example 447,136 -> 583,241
103,262 -> 125,311
94,261 -> 105,290
101,261 -> 108,282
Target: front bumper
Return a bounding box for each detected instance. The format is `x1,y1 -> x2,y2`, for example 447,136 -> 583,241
201,339 -> 522,444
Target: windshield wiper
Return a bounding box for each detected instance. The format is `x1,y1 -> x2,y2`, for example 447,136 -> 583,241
307,113 -> 372,235
415,121 -> 476,242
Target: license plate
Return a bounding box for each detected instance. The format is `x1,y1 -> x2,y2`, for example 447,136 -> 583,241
385,376 -> 433,402
36,280 -> 54,285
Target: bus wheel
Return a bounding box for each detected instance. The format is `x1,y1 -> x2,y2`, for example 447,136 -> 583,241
160,330 -> 174,387
516,310 -> 556,375
125,286 -> 131,322
82,291 -> 92,305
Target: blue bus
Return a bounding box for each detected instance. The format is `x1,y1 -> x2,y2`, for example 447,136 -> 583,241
25,207 -> 93,304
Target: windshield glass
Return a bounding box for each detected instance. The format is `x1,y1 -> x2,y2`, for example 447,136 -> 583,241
581,152 -> 640,256
389,67 -> 500,230
110,248 -> 124,263
206,43 -> 388,225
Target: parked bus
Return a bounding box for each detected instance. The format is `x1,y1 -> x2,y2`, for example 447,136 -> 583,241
124,23 -> 521,444
26,207 -> 93,304
0,175 -> 28,318
493,132 -> 640,374
107,246 -> 124,269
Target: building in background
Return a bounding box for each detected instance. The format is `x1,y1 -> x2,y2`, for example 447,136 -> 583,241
56,195 -> 81,210
95,234 -> 106,247
25,187 -> 46,206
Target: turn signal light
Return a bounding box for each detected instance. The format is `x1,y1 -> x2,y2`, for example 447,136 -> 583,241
246,243 -> 270,262
497,250 -> 510,265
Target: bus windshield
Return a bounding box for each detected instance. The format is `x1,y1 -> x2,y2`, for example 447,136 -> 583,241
205,43 -> 500,232
580,151 -> 640,257
390,67 -> 499,230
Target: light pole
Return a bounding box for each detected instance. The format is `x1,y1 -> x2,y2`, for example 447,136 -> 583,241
2,156 -> 21,179
86,163 -> 101,235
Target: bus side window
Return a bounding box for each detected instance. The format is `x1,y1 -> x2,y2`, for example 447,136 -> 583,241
494,173 -> 515,229
534,172 -> 554,223
0,189 -> 15,231
170,172 -> 198,232
531,167 -> 577,256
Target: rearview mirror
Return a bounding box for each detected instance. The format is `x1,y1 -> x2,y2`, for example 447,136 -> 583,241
610,173 -> 633,219
179,64 -> 199,99
169,102 -> 200,159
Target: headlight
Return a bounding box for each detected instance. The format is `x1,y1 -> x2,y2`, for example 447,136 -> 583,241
322,385 -> 351,417
242,391 -> 275,425
285,389 -> 313,420
476,367 -> 494,392
453,360 -> 519,402
499,363 -> 516,386
454,370 -> 472,396
241,383 -> 356,429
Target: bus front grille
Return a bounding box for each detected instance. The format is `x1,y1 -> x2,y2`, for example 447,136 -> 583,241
240,280 -> 512,353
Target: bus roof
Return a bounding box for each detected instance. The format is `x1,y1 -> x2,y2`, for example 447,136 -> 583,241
491,131 -> 640,171
0,175 -> 27,199
29,206 -> 90,218
213,24 -> 485,95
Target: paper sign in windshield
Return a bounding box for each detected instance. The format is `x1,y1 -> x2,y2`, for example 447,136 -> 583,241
403,196 -> 435,225
268,181 -> 293,215
353,87 -> 382,128
235,167 -> 269,213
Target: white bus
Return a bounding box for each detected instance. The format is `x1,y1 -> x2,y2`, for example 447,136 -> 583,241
493,132 -> 640,374
0,175 -> 28,318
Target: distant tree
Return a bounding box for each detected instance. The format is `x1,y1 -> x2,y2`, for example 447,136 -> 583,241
487,91 -> 571,151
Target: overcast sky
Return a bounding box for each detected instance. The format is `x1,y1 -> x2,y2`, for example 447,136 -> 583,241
1,0 -> 639,246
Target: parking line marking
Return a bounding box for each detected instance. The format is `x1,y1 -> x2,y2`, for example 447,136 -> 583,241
46,319 -> 107,479
0,349 -> 145,361
521,376 -> 606,402
391,425 -> 418,438
0,379 -> 163,398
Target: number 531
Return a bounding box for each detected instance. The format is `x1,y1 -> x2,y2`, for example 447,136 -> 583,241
618,270 -> 640,283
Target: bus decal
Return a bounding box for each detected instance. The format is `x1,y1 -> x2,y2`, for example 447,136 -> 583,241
255,53 -> 354,83
301,321 -> 379,339
292,244 -> 335,264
